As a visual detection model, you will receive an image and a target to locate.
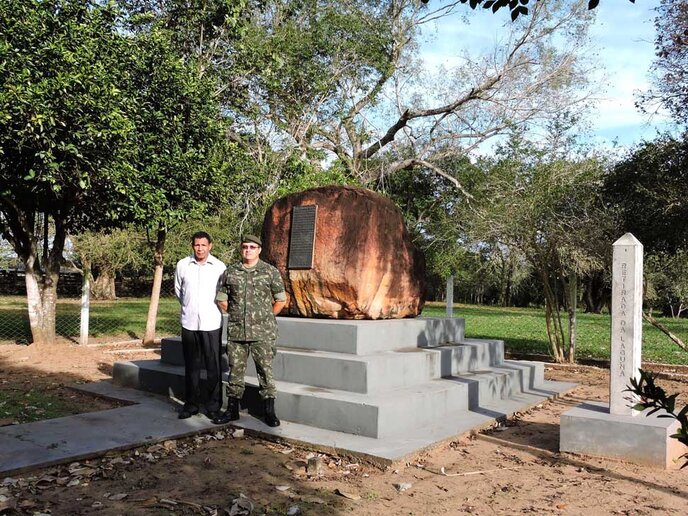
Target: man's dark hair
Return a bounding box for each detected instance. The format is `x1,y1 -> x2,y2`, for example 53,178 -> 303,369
191,231 -> 213,244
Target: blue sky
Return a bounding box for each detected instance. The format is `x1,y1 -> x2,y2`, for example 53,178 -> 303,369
419,0 -> 672,150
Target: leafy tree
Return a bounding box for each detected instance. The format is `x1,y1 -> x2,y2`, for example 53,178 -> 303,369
0,0 -> 136,344
645,250 -> 688,319
604,134 -> 688,255
448,0 -> 635,21
70,228 -> 148,300
244,0 -> 596,189
120,27 -> 240,344
641,0 -> 688,123
471,140 -> 614,362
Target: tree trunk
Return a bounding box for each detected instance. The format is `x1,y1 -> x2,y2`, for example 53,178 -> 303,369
643,311 -> 687,352
90,269 -> 116,300
24,255 -> 58,345
582,271 -> 607,314
143,229 -> 166,345
541,268 -> 565,363
565,271 -> 577,363
80,258 -> 91,346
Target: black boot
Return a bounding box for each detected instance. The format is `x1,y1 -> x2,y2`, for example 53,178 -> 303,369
264,398 -> 280,427
212,397 -> 240,425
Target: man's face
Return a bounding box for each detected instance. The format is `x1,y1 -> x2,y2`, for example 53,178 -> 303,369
240,242 -> 261,263
192,238 -> 212,263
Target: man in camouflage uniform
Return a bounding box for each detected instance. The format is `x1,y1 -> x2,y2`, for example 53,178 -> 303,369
213,234 -> 286,427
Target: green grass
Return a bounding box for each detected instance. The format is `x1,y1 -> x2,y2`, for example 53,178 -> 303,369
0,295 -> 180,344
422,302 -> 688,365
0,388 -> 83,423
2,296 -> 687,365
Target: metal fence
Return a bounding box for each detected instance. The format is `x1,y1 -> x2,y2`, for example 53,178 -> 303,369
0,269 -> 181,345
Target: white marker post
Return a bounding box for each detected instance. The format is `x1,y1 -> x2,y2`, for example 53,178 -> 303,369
609,233 -> 643,416
446,275 -> 454,317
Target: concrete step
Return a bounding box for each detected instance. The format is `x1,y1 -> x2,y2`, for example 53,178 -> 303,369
275,316 -> 465,354
251,375 -> 470,438
113,358 -> 544,439
451,361 -> 544,410
160,337 -> 506,394
113,360 -> 469,438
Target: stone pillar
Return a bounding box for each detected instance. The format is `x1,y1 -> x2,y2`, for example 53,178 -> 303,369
610,233 -> 643,416
446,276 -> 454,318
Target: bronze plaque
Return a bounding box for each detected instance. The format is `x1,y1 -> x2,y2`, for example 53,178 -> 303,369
288,205 -> 317,269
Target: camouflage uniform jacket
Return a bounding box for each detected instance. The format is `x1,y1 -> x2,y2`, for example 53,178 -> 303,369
215,259 -> 286,341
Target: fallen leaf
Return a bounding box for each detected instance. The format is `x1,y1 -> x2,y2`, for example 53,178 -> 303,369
285,460 -> 308,474
307,457 -> 323,476
0,495 -> 16,512
108,493 -> 128,501
70,467 -> 97,477
393,483 -> 412,493
301,496 -> 327,505
137,497 -> 159,507
334,488 -> 360,501
18,499 -> 37,509
275,485 -> 291,492
229,493 -> 254,515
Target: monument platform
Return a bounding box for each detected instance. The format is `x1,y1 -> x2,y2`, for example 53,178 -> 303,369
560,401 -> 686,469
113,317 -> 575,462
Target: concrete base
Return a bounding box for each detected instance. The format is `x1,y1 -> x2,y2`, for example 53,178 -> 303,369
560,401 -> 686,469
112,317 -> 576,461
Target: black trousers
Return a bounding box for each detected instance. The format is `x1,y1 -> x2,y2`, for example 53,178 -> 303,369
181,327 -> 222,413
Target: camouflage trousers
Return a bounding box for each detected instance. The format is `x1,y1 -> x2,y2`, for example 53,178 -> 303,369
226,340 -> 276,400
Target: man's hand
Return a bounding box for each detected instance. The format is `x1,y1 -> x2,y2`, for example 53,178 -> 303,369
218,300 -> 228,312
272,300 -> 286,316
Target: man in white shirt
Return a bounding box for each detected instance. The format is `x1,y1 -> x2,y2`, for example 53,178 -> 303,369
174,231 -> 226,420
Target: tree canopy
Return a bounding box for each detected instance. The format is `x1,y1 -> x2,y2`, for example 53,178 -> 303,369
0,0 -> 239,344
0,0 -> 138,343
604,134 -> 688,255
449,0 -> 635,21
641,0 -> 688,123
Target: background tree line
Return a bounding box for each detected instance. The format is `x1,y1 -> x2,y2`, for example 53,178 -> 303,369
1,0 -> 687,364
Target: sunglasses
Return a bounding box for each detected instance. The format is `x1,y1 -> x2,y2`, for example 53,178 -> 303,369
241,244 -> 260,250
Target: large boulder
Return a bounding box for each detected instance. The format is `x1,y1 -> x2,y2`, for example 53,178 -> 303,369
261,185 -> 425,319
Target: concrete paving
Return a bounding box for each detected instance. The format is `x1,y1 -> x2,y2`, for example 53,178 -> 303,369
0,377 -> 575,476
0,382 -> 220,476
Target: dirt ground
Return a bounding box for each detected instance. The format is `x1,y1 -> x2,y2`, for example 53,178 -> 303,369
1,341 -> 687,515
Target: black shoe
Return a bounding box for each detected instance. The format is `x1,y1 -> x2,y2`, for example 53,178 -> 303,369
264,398 -> 280,427
206,410 -> 222,421
178,407 -> 199,419
211,411 -> 233,425
212,397 -> 241,425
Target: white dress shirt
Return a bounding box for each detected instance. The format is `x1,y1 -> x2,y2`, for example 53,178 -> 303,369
174,253 -> 226,331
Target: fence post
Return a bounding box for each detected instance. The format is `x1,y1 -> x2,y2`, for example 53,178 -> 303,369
79,265 -> 90,346
446,275 -> 454,318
